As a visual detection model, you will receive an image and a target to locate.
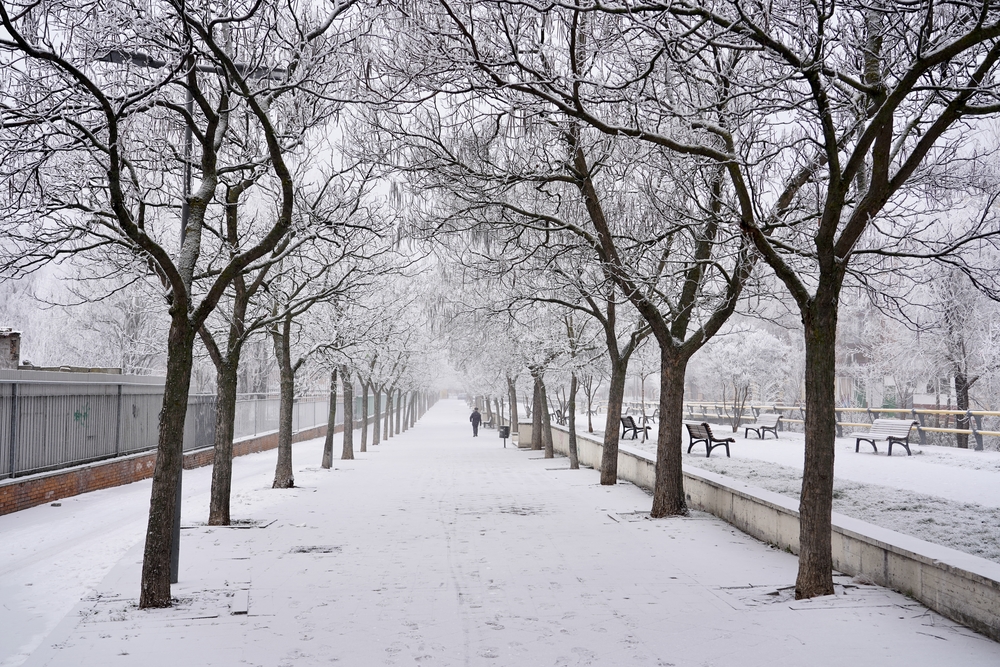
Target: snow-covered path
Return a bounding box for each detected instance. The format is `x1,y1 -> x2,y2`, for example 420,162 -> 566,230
5,399 -> 1000,666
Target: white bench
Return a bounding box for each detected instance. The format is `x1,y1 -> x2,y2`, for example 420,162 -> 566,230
744,413 -> 781,439
850,419 -> 918,456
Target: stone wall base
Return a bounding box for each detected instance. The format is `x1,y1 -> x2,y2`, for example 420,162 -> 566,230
0,422 -> 343,516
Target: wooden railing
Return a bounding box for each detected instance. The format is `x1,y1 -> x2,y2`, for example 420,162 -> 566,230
677,402 -> 1000,449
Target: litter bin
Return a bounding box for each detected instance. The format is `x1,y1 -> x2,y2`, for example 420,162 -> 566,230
498,425 -> 510,447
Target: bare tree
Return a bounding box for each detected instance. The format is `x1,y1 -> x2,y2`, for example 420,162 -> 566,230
399,0 -> 1000,599
0,0 -> 363,607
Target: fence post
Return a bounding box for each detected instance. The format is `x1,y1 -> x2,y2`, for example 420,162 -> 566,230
835,410 -> 843,437
8,384 -> 18,478
913,408 -> 926,446
971,411 -> 984,451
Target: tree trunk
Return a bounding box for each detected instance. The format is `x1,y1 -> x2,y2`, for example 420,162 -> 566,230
208,356 -> 240,525
568,372 -> 579,469
586,380 -> 594,433
955,370 -> 971,449
372,385 -> 382,447
531,373 -> 543,450
494,397 -> 503,428
540,378 -> 554,459
650,351 -> 688,517
383,386 -> 393,440
360,381 -> 369,452
402,391 -> 411,432
271,318 -> 295,489
795,298 -> 838,599
395,388 -> 403,435
341,367 -> 354,460
139,315 -> 196,608
601,361 -> 628,485
321,368 -> 338,469
507,377 -> 519,434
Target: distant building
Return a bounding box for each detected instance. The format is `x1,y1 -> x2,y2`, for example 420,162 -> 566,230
0,328 -> 20,370
0,329 -> 122,374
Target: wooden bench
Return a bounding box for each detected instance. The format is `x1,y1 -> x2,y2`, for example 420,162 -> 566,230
851,419 -> 918,456
744,413 -> 781,439
684,421 -> 734,458
482,415 -> 495,429
620,415 -> 651,440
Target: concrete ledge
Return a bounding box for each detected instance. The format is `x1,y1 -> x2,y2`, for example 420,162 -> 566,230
0,421 -> 340,516
519,421 -> 1000,641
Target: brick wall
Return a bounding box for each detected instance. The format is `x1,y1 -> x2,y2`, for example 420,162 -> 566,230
0,421 -> 345,516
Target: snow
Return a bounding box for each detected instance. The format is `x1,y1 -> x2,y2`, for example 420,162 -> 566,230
2,399 -> 1000,666
597,420 -> 1000,564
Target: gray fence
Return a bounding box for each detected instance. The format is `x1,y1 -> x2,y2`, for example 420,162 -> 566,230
1,369 -> 334,480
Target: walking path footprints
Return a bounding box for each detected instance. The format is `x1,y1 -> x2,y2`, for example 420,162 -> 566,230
5,399 -> 1000,666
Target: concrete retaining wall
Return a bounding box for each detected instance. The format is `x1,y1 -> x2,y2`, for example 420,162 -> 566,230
520,421 -> 1000,641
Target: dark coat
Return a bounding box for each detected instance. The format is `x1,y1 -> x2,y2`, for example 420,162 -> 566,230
470,410 -> 482,425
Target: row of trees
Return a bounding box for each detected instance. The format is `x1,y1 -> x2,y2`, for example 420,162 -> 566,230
6,0 -> 1000,608
372,0 -> 1000,602
0,0 -> 449,608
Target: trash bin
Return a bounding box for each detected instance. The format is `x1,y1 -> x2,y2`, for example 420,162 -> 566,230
498,425 -> 510,439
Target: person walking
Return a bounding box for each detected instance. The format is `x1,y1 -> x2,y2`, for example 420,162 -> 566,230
470,407 -> 482,437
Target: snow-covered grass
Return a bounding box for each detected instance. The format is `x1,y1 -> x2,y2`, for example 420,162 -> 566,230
572,413 -> 1000,565
681,454 -> 1000,564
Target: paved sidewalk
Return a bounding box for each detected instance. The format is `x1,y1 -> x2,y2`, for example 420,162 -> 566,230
12,400 -> 1000,666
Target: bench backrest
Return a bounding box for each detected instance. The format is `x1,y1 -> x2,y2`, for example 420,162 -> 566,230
621,416 -> 637,428
754,413 -> 781,427
684,421 -> 710,439
868,419 -> 917,438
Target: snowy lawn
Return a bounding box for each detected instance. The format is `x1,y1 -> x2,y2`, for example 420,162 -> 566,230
583,418 -> 1000,564
4,400 -> 1000,666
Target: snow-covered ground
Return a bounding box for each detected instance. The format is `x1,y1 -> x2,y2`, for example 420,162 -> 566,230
577,417 -> 1000,564
3,399 -> 1000,665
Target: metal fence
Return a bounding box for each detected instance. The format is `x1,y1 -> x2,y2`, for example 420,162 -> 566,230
1,369 -> 335,480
